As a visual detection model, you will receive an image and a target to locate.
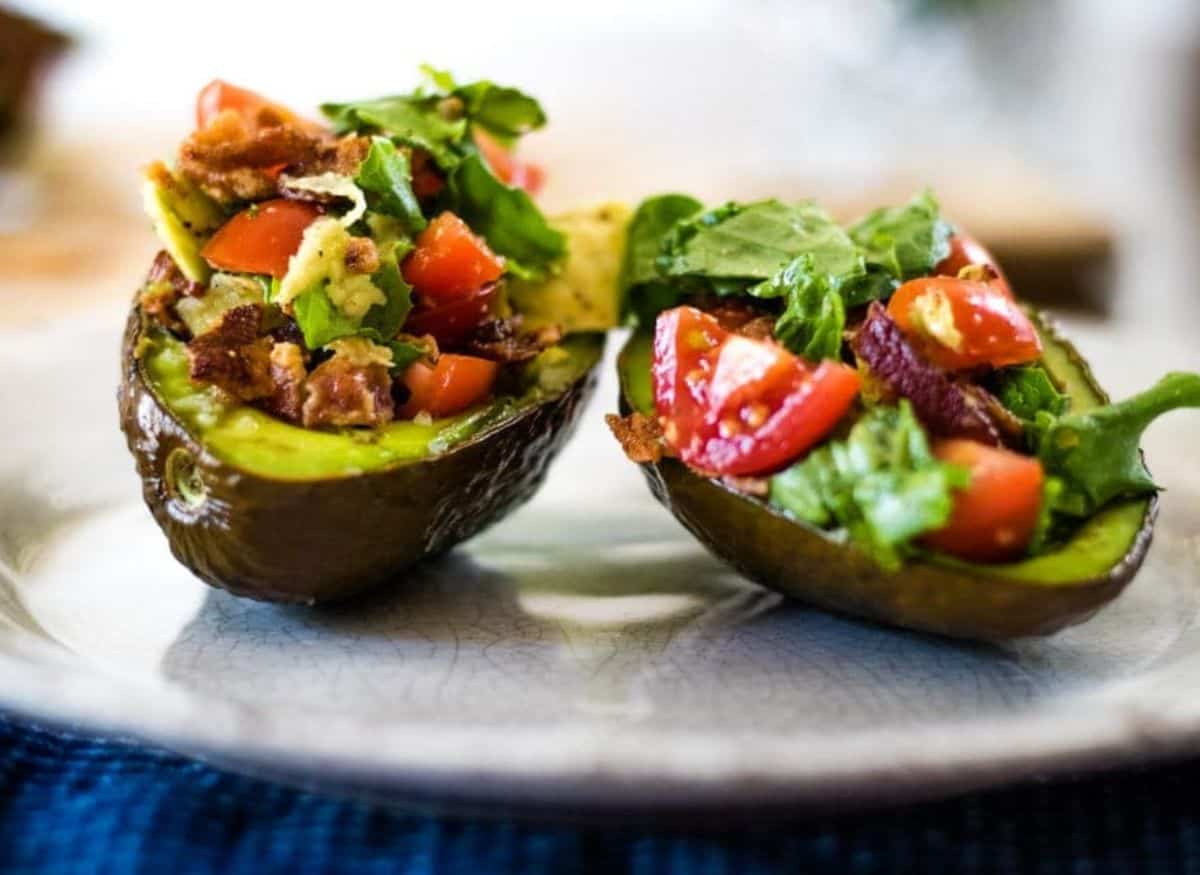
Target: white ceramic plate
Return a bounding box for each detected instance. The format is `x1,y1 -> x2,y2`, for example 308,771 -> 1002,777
2,305 -> 1199,816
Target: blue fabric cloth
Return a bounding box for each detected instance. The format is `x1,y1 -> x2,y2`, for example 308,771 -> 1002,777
1,713 -> 1197,875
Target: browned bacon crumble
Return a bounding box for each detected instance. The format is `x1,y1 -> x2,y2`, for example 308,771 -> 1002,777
185,304 -> 276,402
301,355 -> 395,429
343,236 -> 380,275
605,412 -> 665,464
263,342 -> 307,423
466,315 -> 562,363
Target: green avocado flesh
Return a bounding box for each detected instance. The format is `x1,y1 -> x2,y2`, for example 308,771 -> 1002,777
618,318 -> 1155,638
143,330 -> 602,481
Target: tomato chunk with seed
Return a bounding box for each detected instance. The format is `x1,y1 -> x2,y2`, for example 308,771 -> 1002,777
936,232 -> 1012,298
201,199 -> 321,278
887,276 -> 1041,371
474,130 -> 545,195
652,306 -> 860,477
404,283 -> 500,347
922,439 -> 1044,562
401,212 -> 505,300
399,354 -> 499,418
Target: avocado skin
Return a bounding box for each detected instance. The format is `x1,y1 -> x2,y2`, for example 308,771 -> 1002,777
618,316 -> 1158,641
119,306 -> 601,604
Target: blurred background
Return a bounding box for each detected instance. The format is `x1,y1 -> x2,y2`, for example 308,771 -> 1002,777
2,0 -> 1198,489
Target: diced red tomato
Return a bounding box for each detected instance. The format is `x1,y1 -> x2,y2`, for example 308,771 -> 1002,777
887,276 -> 1041,371
936,232 -> 1012,298
398,354 -> 499,418
401,212 -> 505,300
922,439 -> 1045,562
474,130 -> 545,195
652,306 -> 861,477
201,199 -> 321,279
195,79 -> 304,130
404,283 -> 500,347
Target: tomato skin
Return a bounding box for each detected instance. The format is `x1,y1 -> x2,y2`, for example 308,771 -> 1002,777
887,276 -> 1042,371
652,306 -> 861,477
474,130 -> 545,195
401,212 -> 505,300
196,79 -> 301,130
922,439 -> 1044,563
936,233 -> 1012,298
201,199 -> 322,278
398,354 -> 499,418
404,283 -> 500,347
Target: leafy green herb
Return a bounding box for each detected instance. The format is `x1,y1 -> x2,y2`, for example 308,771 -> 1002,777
292,284 -> 362,349
452,81 -> 546,145
355,138 -> 426,232
386,339 -> 428,373
1033,372 -> 1200,517
769,402 -> 970,569
619,193 -> 703,322
658,200 -> 865,288
445,153 -> 565,278
361,257 -> 413,339
750,255 -> 845,361
321,95 -> 468,168
848,189 -> 952,286
993,364 -> 1068,423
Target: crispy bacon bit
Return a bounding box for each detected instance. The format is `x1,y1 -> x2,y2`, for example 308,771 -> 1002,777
262,342 -> 307,423
702,299 -> 773,334
465,316 -> 562,363
301,356 -> 394,429
605,412 -> 666,464
343,236 -> 380,275
292,134 -> 372,178
736,316 -> 776,341
177,109 -> 323,204
851,302 -> 1004,446
186,304 -> 275,402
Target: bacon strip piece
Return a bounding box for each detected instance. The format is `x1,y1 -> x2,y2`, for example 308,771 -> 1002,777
851,302 -> 1004,446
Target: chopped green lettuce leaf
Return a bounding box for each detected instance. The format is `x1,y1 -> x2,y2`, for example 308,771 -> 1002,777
321,94 -> 468,167
848,189 -> 952,285
769,402 -> 969,569
618,193 -> 703,323
750,254 -> 845,361
354,138 -> 426,231
993,364 -> 1068,423
1033,372 -> 1200,516
452,81 -> 546,145
386,339 -> 429,373
658,200 -> 865,287
445,153 -> 565,278
292,284 -> 362,349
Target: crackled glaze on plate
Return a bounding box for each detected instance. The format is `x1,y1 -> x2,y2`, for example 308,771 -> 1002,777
1,307 -> 1199,813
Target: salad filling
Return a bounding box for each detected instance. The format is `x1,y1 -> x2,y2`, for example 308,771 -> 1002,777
609,191 -> 1200,567
139,68 -> 574,435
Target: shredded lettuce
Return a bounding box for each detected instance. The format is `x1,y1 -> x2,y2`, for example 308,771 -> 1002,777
769,402 -> 969,569
355,138 -> 426,232
749,254 -> 845,361
279,173 -> 366,226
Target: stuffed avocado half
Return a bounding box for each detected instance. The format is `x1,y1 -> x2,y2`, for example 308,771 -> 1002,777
120,71 -> 623,603
608,191 -> 1199,640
